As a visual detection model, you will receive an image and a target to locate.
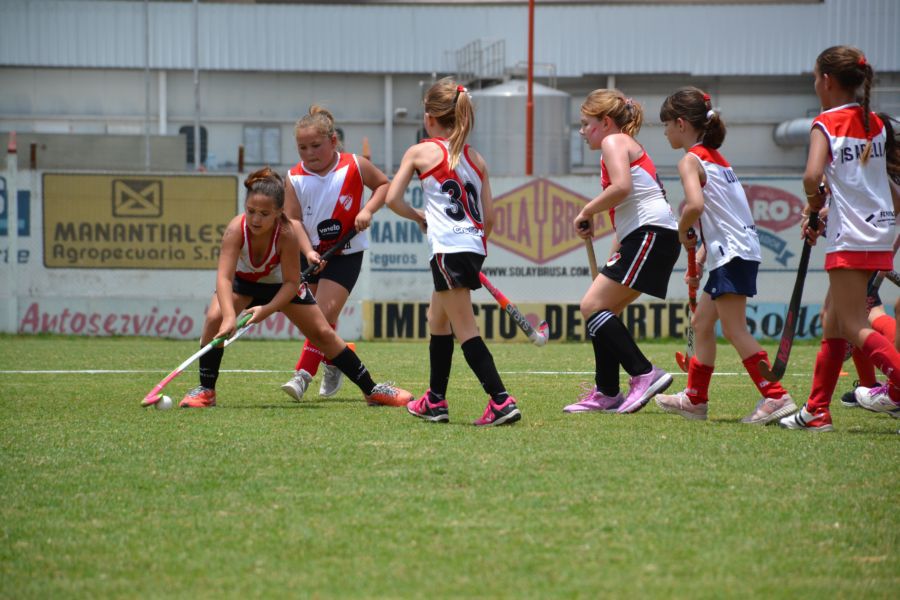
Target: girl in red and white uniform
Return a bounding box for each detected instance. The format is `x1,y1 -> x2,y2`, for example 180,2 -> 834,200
653,87 -> 796,423
386,78 -> 520,427
281,106 -> 390,402
563,89 -> 680,416
179,167 -> 411,409
781,46 -> 900,431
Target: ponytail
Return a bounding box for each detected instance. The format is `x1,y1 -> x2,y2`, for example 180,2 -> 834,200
816,46 -> 875,163
582,89 -> 643,138
859,59 -> 874,164
659,87 -> 727,149
424,78 -> 475,170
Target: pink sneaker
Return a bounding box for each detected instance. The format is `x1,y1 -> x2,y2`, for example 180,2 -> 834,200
563,383 -> 624,413
740,393 -> 797,425
617,366 -> 673,414
407,390 -> 449,423
179,385 -> 216,408
473,396 -> 521,427
655,390 -> 708,421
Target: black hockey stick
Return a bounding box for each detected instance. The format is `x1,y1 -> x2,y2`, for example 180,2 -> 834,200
759,212 -> 819,382
301,227 -> 357,282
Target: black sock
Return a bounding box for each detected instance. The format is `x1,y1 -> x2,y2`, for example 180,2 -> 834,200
589,328 -> 621,396
461,336 -> 508,402
429,334 -> 454,400
585,310 -> 651,377
199,346 -> 224,390
330,346 -> 376,395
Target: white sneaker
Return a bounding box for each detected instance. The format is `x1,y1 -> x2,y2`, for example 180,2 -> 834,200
280,369 -> 312,402
319,364 -> 344,398
856,383 -> 900,418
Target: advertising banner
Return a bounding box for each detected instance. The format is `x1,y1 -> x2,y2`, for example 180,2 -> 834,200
42,173 -> 237,269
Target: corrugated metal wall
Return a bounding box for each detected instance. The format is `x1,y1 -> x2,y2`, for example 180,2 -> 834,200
1,0 -> 898,76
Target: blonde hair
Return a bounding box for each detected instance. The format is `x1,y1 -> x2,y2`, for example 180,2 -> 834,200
294,105 -> 342,151
424,77 -> 475,170
581,89 -> 643,138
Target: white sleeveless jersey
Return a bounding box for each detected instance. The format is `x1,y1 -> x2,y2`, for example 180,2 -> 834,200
601,151 -> 677,240
235,214 -> 283,284
812,104 -> 893,253
418,138 -> 486,257
688,145 -> 761,271
287,152 -> 368,256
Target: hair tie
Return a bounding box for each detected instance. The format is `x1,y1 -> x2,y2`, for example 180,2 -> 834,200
858,55 -> 867,67
454,84 -> 468,104
706,109 -> 716,121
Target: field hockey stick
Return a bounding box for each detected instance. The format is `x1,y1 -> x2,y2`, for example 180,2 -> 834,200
301,228 -> 358,282
578,219 -> 599,279
759,211 -> 819,382
141,312 -> 254,407
479,272 -> 549,346
884,270 -> 900,287
675,229 -> 698,373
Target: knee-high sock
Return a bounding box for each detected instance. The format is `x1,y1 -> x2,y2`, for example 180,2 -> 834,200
860,332 -> 900,403
428,334 -> 454,400
686,356 -> 714,405
587,320 -> 620,396
850,346 -> 878,387
329,346 -> 376,395
806,339 -> 845,412
199,346 -> 225,390
872,313 -> 896,343
742,351 -> 788,398
461,336 -> 508,402
295,338 -> 326,375
585,310 -> 651,376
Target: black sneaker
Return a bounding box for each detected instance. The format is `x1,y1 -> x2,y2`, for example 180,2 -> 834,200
841,380 -> 862,408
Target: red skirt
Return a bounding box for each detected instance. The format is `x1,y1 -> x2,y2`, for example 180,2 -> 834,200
824,250 -> 894,271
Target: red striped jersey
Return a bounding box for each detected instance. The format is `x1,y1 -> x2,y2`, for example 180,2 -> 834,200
235,214 -> 283,284
812,104 -> 893,253
417,138 -> 486,257
600,150 -> 677,239
287,152 -> 368,256
687,144 -> 761,270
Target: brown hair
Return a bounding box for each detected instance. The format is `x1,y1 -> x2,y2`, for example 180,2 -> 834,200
816,45 -> 875,163
244,167 -> 285,210
424,77 -> 475,170
294,105 -> 342,151
581,89 -> 643,138
879,112 -> 900,182
659,87 -> 727,149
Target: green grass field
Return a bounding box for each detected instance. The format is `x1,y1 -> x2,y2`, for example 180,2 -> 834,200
1,336 -> 898,598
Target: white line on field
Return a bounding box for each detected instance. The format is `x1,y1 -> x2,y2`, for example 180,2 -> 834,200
0,369 -> 820,377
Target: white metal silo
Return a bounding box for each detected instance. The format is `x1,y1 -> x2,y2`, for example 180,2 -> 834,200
469,80 -> 571,177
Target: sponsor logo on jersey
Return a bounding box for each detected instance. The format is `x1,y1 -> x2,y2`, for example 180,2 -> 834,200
317,219 -> 342,241
489,178 -> 614,263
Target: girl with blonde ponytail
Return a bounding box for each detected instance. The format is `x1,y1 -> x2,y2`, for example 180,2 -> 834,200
564,89 -> 680,416
386,77 -> 521,427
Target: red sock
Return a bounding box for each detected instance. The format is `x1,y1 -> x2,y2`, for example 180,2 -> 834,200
860,332 -> 900,403
295,338 -> 325,375
872,314 -> 896,344
686,356 -> 714,405
850,346 -> 878,387
806,338 -> 846,412
742,351 -> 788,399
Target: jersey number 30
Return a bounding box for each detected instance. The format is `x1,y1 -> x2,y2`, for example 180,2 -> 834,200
441,180 -> 482,224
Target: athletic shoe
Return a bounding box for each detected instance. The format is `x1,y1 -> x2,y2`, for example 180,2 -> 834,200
473,396 -> 522,427
617,366 -> 673,414
365,383 -> 414,407
563,383 -> 623,413
779,404 -> 834,432
406,390 -> 449,423
318,364 -> 344,398
841,380 -> 863,408
740,393 -> 798,425
856,383 -> 900,418
280,369 -> 313,402
179,385 -> 216,408
655,390 -> 708,421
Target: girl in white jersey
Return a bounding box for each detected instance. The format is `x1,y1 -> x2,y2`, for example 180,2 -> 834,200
179,167 -> 412,409
386,77 -> 521,427
563,89 -> 679,416
653,87 -> 797,423
281,106 -> 390,402
780,46 -> 900,431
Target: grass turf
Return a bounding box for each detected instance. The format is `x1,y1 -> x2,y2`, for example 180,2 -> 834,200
1,336 -> 898,598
